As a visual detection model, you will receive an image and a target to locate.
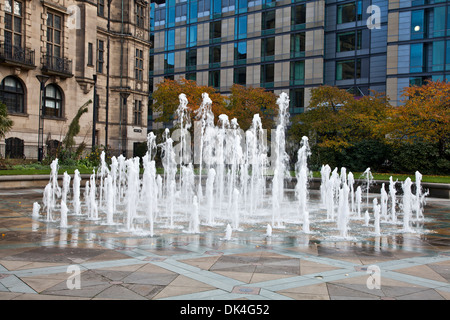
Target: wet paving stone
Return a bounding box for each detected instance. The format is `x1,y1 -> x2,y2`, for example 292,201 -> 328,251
0,189 -> 448,300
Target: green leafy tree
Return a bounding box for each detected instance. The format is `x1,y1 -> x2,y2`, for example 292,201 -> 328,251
0,101 -> 13,139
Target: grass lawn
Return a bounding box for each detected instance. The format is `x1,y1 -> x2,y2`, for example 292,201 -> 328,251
309,171 -> 450,184
0,164 -> 449,184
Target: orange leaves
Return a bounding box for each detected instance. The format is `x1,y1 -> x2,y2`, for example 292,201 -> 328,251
151,79 -> 277,132
393,80 -> 450,145
152,78 -> 225,125
227,84 -> 278,131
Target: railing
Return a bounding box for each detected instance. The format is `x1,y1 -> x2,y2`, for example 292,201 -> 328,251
41,54 -> 73,77
0,42 -> 35,67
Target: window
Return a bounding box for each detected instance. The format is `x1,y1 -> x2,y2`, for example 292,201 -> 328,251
209,70 -> 220,88
222,0 -> 235,13
289,88 -> 304,114
291,4 -> 306,27
337,30 -> 362,52
136,3 -> 145,28
135,48 -> 144,81
238,0 -> 248,13
87,42 -> 93,66
336,59 -> 361,80
210,45 -> 221,67
411,10 -> 425,40
47,12 -> 63,59
290,32 -> 305,58
44,84 -> 63,118
235,15 -> 247,40
210,21 -> 221,41
164,52 -> 174,72
198,0 -> 210,18
234,41 -> 247,63
5,137 -> 24,159
46,139 -> 61,158
261,63 -> 274,86
186,48 -> 197,71
432,6 -> 446,38
166,29 -> 175,51
290,61 -> 305,85
97,40 -> 104,73
155,6 -> 165,27
188,25 -> 197,47
189,0 -> 198,23
98,0 -> 105,17
261,37 -> 275,60
4,0 -> 23,50
234,67 -> 246,85
262,9 -> 275,32
134,100 -> 142,126
0,76 -> 24,113
432,41 -> 445,71
213,0 -> 221,16
410,43 -> 424,73
337,1 -> 362,24
175,2 -> 187,23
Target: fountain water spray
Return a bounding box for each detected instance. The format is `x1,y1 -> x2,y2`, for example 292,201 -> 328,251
206,168 -> 216,225
32,202 -> 40,219
373,198 -> 381,236
189,196 -> 200,234
33,91 -> 431,241
389,176 -> 397,223
402,178 -> 414,233
60,200 -> 68,228
62,172 -> 71,205
272,93 -> 290,227
73,170 -> 81,215
295,136 -> 311,233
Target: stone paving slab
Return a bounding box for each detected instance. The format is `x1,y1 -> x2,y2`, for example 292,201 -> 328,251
0,189 -> 449,305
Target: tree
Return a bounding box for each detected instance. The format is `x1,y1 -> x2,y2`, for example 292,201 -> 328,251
62,99 -> 91,152
151,78 -> 227,125
289,85 -> 392,150
389,80 -> 450,155
226,84 -> 278,131
0,102 -> 13,139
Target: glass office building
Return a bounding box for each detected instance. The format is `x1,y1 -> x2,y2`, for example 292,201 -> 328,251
386,0 -> 450,105
148,0 -> 450,128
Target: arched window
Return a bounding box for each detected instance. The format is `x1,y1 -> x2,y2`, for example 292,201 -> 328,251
44,84 -> 63,117
5,137 -> 24,159
0,76 -> 25,113
46,139 -> 61,158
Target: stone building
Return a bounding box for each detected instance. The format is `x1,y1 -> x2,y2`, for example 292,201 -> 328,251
0,0 -> 151,160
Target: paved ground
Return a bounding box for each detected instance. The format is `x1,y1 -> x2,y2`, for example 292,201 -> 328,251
0,188 -> 449,302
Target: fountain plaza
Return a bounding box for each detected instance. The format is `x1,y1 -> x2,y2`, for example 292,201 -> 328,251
0,93 -> 449,301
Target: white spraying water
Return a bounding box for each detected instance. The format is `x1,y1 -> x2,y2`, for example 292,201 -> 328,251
402,178 -> 414,233
225,223 -> 232,241
295,136 -> 311,233
389,176 -> 397,223
73,169 -> 81,215
32,202 -> 40,219
33,91 -> 430,241
60,200 -> 68,228
373,198 -> 381,236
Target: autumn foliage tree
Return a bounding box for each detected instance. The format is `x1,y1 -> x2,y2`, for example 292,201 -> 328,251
289,85 -> 391,150
389,80 -> 450,155
151,78 -> 227,125
151,79 -> 278,132
226,84 -> 278,131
